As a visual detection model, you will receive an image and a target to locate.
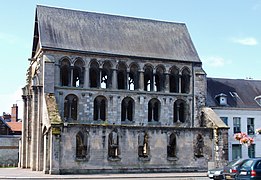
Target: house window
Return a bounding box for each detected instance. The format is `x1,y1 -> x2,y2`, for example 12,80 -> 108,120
232,144 -> 242,160
121,97 -> 134,122
64,94 -> 78,121
89,60 -> 100,88
117,62 -> 127,89
94,96 -> 107,121
167,133 -> 177,158
247,118 -> 255,135
148,98 -> 160,122
155,66 -> 165,92
108,131 -> 120,159
76,131 -> 88,159
138,132 -> 149,158
233,117 -> 241,134
220,117 -> 228,125
129,64 -> 139,90
144,65 -> 153,91
248,144 -> 255,158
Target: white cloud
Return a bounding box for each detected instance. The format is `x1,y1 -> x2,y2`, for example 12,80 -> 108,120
203,56 -> 227,67
232,37 -> 258,46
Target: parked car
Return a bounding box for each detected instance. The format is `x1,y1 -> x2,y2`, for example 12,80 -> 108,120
223,158 -> 249,179
208,167 -> 224,179
237,158 -> 261,180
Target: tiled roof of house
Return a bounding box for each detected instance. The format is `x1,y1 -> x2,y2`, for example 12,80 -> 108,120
32,5 -> 201,62
207,77 -> 261,108
6,122 -> 22,132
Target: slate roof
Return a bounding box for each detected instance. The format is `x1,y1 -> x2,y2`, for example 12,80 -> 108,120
207,77 -> 261,109
32,5 -> 201,62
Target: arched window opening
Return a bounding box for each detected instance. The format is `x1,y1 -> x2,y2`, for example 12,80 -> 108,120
64,94 -> 78,121
60,59 -> 71,86
169,67 -> 179,93
181,68 -> 190,94
174,99 -> 186,123
129,64 -> 139,90
73,59 -> 84,87
144,66 -> 153,91
194,134 -> 204,157
94,96 -> 107,121
101,62 -> 112,89
89,61 -> 100,88
108,131 -> 120,159
167,133 -> 177,158
155,66 -> 165,92
148,99 -> 160,122
138,132 -> 149,158
117,63 -> 127,89
76,132 -> 88,159
121,97 -> 134,122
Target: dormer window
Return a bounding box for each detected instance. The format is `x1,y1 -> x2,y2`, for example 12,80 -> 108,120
254,95 -> 261,107
215,93 -> 227,106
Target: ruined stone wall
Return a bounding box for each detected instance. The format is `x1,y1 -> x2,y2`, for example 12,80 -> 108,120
0,135 -> 20,167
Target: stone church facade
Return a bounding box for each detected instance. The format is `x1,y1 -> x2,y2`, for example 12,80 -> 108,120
20,5 -> 228,174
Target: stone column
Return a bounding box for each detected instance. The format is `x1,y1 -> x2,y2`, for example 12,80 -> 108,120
43,131 -> 50,174
36,86 -> 43,171
139,70 -> 144,91
112,69 -> 117,89
165,73 -> 170,93
30,86 -> 38,171
126,71 -> 129,90
55,64 -> 60,86
49,128 -> 61,174
70,66 -> 74,87
26,95 -> 32,168
21,95 -> 27,168
84,65 -> 89,89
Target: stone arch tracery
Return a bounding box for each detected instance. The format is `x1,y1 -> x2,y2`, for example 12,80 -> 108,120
155,65 -> 165,92
128,63 -> 139,90
101,61 -> 112,89
144,65 -> 154,91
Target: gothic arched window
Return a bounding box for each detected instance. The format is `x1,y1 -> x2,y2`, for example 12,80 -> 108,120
174,99 -> 187,123
144,65 -> 153,91
148,98 -> 160,122
167,133 -> 177,158
89,60 -> 100,88
121,97 -> 134,122
138,132 -> 149,158
76,131 -> 88,159
129,64 -> 139,90
60,58 -> 71,86
155,66 -> 165,92
101,61 -> 112,89
94,96 -> 107,121
181,67 -> 191,94
64,94 -> 78,121
169,66 -> 179,93
73,59 -> 84,87
117,62 -> 127,90
108,131 -> 120,159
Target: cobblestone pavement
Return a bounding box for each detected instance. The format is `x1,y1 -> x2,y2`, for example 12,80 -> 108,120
0,168 -> 209,180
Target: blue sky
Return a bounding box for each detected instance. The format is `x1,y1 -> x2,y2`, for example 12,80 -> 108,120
0,0 -> 261,117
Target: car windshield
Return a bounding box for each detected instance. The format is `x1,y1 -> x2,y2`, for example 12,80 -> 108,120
241,160 -> 254,168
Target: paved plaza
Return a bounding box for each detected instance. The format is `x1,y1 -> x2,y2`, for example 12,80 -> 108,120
0,168 -> 209,180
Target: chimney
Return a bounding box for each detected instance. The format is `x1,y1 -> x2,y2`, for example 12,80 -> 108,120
11,104 -> 18,122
